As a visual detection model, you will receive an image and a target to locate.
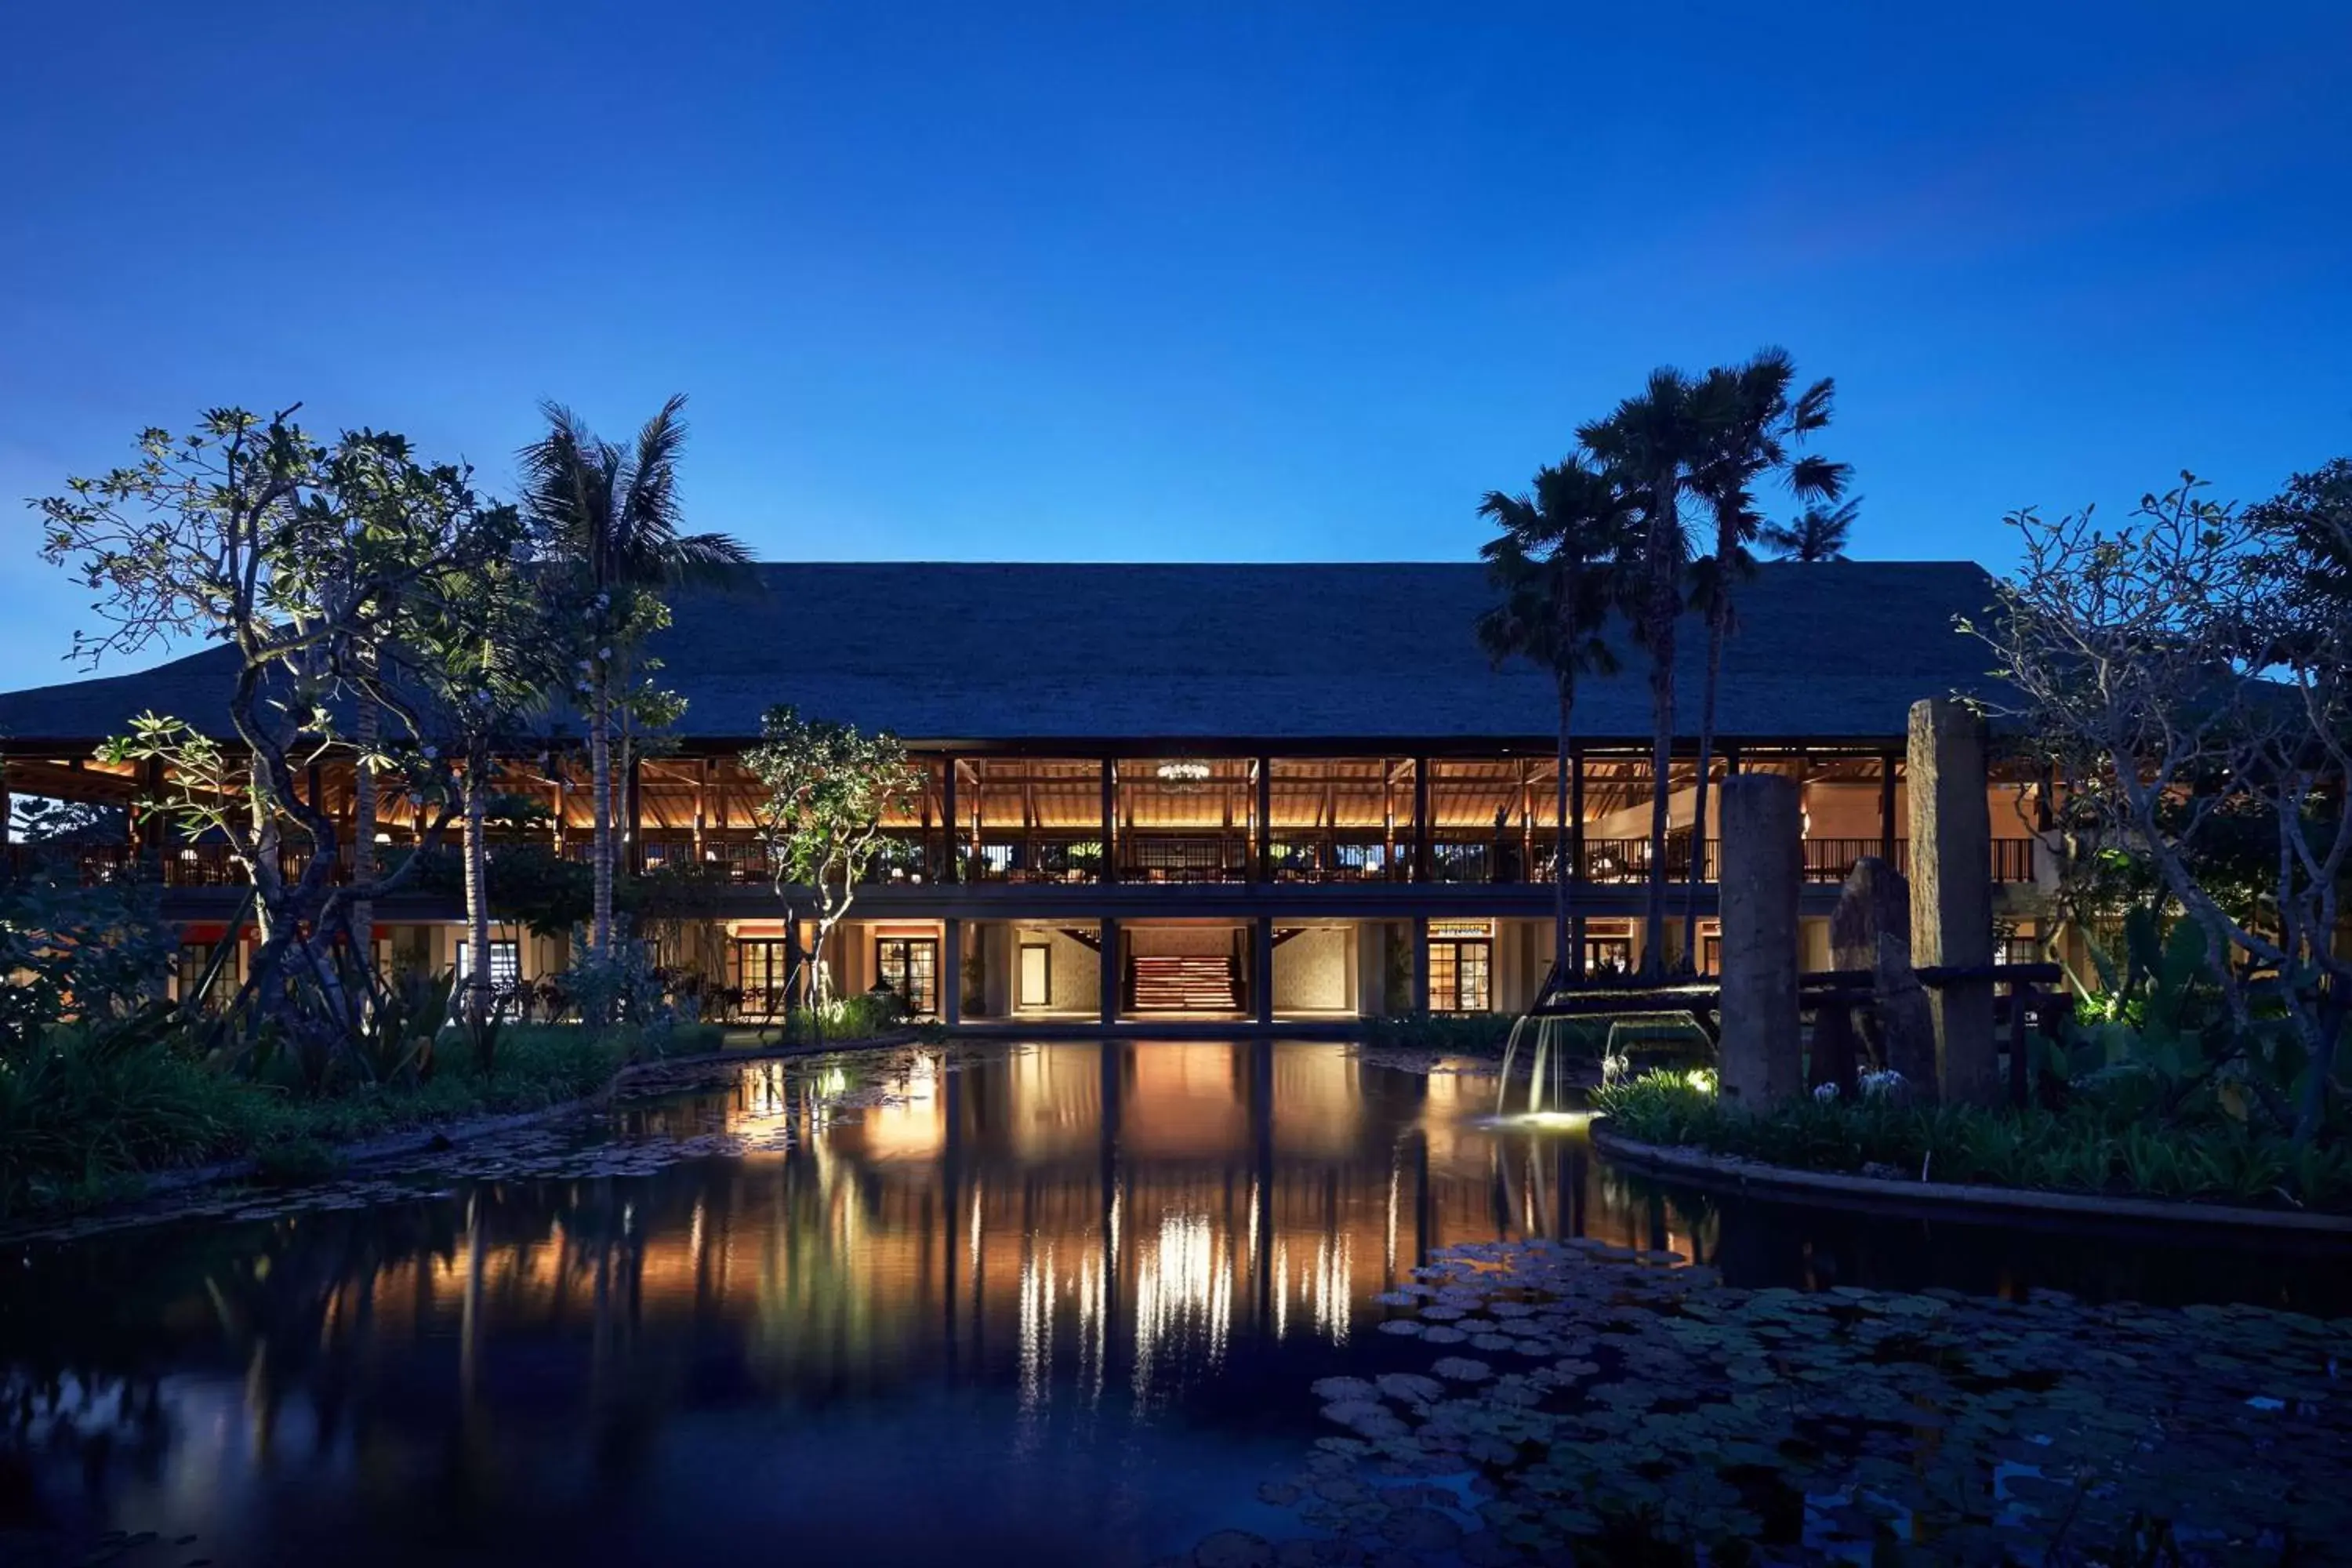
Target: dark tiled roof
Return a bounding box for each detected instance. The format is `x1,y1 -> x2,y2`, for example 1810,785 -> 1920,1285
0,561 -> 2005,748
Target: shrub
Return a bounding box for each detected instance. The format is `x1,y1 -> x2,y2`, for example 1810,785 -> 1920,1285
1592,1071 -> 2352,1212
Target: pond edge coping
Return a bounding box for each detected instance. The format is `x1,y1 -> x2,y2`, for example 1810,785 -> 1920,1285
1590,1122 -> 2352,1236
5,1029 -> 928,1240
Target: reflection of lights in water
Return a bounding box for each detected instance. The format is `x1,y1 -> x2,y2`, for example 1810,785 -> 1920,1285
1385,1158 -> 1399,1278
1018,1241 -> 1054,1411
1486,1110 -> 1593,1130
1245,1178 -> 1259,1269
905,1051 -> 938,1101
1308,1233 -> 1352,1343
1133,1211 -> 1231,1399
1075,1249 -> 1108,1403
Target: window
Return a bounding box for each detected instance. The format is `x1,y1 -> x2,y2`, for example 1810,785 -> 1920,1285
1428,938 -> 1491,1012
1583,937 -> 1634,977
735,938 -> 793,1018
176,943 -> 216,1011
876,936 -> 940,1016
456,939 -> 520,990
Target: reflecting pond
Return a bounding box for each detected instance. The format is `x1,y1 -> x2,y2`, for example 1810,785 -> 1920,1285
4,1042 -> 2345,1566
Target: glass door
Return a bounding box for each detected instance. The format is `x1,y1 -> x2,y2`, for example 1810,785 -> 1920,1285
876,937 -> 940,1015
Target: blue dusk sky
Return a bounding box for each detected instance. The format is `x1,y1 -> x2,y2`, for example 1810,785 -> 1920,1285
2,2 -> 2347,678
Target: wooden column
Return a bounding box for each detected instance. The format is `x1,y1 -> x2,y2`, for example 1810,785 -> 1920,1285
1255,755 -> 1272,882
139,756 -> 166,869
1878,749 -> 1900,865
943,917 -> 963,1029
1569,745 -> 1587,887
625,755 -> 644,876
1718,775 -> 1804,1109
1098,916 -> 1120,1028
942,755 -> 960,883
1908,699 -> 1998,1105
1099,760 -> 1117,884
1254,916 -> 1275,1026
1410,915 -> 1431,1013
1411,757 -> 1431,884
692,757 -> 707,863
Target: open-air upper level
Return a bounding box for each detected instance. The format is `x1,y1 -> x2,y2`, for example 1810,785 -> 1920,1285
0,559 -> 2047,915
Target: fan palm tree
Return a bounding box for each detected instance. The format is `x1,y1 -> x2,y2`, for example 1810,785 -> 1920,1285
1476,458 -> 1635,989
1761,496 -> 1861,561
519,394 -> 750,960
1578,368 -> 1705,975
1679,350 -> 1849,959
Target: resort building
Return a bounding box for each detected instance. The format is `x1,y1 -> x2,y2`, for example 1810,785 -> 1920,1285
0,561 -> 2054,1029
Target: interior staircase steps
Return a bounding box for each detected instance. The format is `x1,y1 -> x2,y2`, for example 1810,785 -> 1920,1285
1131,954 -> 1240,1011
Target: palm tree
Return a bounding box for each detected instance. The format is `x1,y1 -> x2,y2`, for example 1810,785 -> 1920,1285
519,395 -> 750,960
1578,368 -> 1705,975
1476,459 -> 1635,991
1761,496 -> 1860,561
1679,350 -> 1849,959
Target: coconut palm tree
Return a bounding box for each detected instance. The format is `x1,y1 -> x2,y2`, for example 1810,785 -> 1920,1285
1761,496 -> 1861,561
1476,459 -> 1636,989
1578,368 -> 1706,975
519,395 -> 749,960
1679,351 -> 1849,959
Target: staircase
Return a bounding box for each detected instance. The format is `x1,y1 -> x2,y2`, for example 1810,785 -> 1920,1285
1131,954 -> 1241,1011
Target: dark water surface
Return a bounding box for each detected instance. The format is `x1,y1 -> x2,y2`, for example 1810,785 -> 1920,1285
5,1042 -> 2344,1566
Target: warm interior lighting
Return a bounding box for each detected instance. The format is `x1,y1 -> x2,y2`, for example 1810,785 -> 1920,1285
1155,760 -> 1211,784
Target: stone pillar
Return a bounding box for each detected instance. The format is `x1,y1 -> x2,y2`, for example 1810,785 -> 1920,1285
942,918 -> 963,1028
1718,774 -> 1802,1110
1098,917 -> 1120,1029
1410,916 -> 1431,1012
1254,916 -> 1275,1026
1907,699 -> 1998,1105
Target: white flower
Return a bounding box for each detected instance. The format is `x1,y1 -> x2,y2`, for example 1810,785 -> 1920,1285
1858,1068 -> 1907,1099
598,647 -> 612,659
1813,1081 -> 1840,1102
421,746 -> 437,760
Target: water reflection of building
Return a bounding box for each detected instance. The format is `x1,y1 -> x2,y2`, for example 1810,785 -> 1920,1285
339,1044 -> 1708,1409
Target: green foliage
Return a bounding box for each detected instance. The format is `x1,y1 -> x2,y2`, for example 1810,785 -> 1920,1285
1593,1071 -> 2352,1210
775,990 -> 909,1045
0,871 -> 178,1060
1,1020 -> 635,1218
564,916 -> 676,1040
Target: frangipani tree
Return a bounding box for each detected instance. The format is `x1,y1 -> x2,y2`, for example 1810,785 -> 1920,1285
742,706 -> 922,1037
1965,466 -> 2350,1145
41,408 -> 513,1054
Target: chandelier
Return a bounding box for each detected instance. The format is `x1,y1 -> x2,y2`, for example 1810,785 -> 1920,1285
1156,759 -> 1212,786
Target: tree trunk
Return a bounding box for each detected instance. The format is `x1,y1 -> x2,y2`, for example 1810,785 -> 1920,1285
463,757 -> 492,1029
1642,469 -> 1679,975
590,675 -> 613,961
1682,595 -> 1729,964
1553,680 -> 1573,992
351,691 -> 378,982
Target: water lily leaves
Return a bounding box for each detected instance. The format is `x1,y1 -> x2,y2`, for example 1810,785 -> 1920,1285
1375,1371 -> 1444,1405
1311,1376 -> 1377,1403
1431,1356 -> 1494,1383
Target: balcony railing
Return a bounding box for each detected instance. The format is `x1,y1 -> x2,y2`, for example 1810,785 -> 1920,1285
1116,833 -> 1251,884
1266,833 -> 1402,883
6,830 -> 2041,891
964,833 -> 1103,884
